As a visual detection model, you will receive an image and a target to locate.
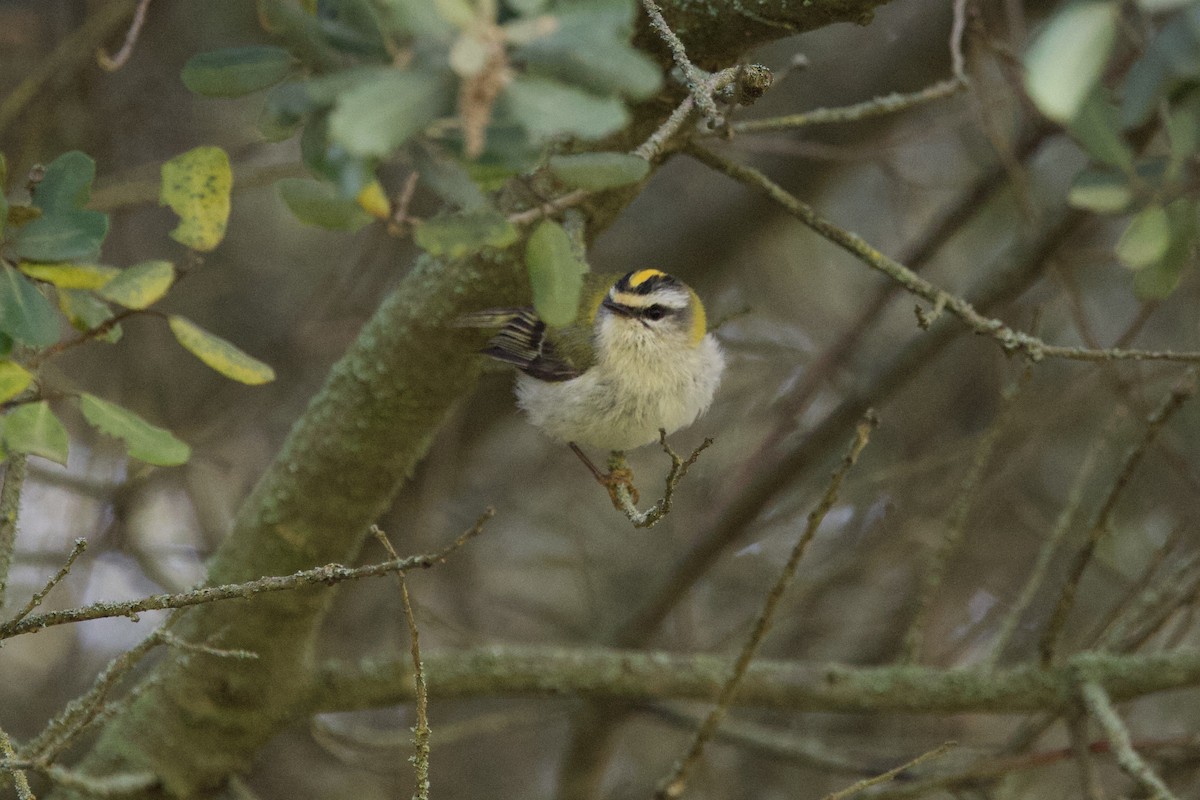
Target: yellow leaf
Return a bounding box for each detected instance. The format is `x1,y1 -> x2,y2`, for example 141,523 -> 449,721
19,261 -> 119,290
160,146 -> 233,252
0,361 -> 33,403
168,315 -> 275,385
97,260 -> 175,309
356,181 -> 391,220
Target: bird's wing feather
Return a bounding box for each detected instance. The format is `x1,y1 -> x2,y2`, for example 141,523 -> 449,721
457,308 -> 583,382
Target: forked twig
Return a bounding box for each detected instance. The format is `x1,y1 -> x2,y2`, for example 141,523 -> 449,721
608,431 -> 714,529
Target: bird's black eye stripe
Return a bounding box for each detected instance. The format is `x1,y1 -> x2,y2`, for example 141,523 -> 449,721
641,305 -> 668,321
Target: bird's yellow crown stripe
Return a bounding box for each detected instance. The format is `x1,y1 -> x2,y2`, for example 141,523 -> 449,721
628,268 -> 666,287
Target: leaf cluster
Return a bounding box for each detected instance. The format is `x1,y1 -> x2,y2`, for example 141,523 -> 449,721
1025,0 -> 1200,297
0,149 -> 273,469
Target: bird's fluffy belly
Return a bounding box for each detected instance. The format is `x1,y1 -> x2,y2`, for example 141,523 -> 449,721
515,335 -> 723,451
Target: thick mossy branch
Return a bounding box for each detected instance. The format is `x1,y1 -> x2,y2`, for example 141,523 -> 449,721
308,646 -> 1200,716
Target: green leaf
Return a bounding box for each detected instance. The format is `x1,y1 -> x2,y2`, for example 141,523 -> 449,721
1116,205 -> 1171,269
1067,167 -> 1134,212
515,5 -> 661,100
1066,91 -> 1133,169
181,46 -> 295,97
1024,1 -> 1119,123
502,76 -> 629,142
96,260 -> 175,309
160,146 -> 232,251
328,68 -> 451,158
413,208 -> 519,257
19,261 -> 118,290
167,315 -> 276,384
1133,199 -> 1198,298
79,393 -> 190,466
257,0 -> 344,71
10,209 -> 109,262
1120,6 -> 1200,127
0,263 -> 59,347
31,151 -> 96,212
1167,87 -> 1200,172
0,361 -> 33,403
526,219 -> 587,327
412,143 -> 488,210
3,401 -> 69,465
57,289 -> 122,343
277,178 -> 374,231
0,334 -> 11,359
0,177 -> 7,241
548,152 -> 650,190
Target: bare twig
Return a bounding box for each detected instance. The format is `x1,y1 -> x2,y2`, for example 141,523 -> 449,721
0,454 -> 28,611
686,145 -> 1200,366
822,741 -> 956,800
5,538 -> 88,627
0,510 -> 494,641
0,0 -> 139,137
1040,372 -> 1197,665
730,79 -> 966,134
1078,679 -> 1180,800
983,414 -> 1119,668
639,0 -> 720,123
1066,710 -> 1105,800
0,725 -> 34,800
652,413 -> 876,800
372,528 -> 431,800
609,431 -> 714,529
950,0 -> 970,82
903,373 -> 1025,663
96,0 -> 153,71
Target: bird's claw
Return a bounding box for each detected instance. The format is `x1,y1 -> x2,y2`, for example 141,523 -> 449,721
602,467 -> 639,509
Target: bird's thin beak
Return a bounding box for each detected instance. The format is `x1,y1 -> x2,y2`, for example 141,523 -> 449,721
601,296 -> 634,317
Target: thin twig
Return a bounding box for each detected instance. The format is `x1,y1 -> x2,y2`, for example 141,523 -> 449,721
372,528 -> 431,800
609,432 -> 714,529
1078,679 -> 1180,800
950,0 -> 970,82
23,627 -> 167,762
902,372 -> 1025,663
0,510 -> 494,641
639,0 -> 720,122
0,725 -> 34,800
6,538 -> 88,627
822,741 -> 957,800
96,0 -> 153,71
982,413 -> 1118,668
0,454 -> 29,611
685,145 -> 1200,366
1040,372 -> 1197,665
0,0 -> 138,137
652,413 -> 876,800
1067,710 -> 1106,800
730,79 -> 965,134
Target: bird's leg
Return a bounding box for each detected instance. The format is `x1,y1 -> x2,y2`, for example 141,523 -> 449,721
568,443 -> 639,508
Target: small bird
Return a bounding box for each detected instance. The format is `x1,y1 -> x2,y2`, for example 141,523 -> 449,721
459,268 -> 725,494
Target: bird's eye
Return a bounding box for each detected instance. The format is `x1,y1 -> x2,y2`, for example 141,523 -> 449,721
643,305 -> 667,321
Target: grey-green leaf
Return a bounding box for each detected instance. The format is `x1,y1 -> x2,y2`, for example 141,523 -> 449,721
548,152 -> 650,190
277,178 -> 374,231
1116,205 -> 1170,269
79,393 -> 190,466
526,219 -> 587,327
181,46 -> 296,98
10,209 -> 109,262
328,69 -> 451,157
503,76 -> 629,142
31,151 -> 96,212
1068,167 -> 1134,213
0,263 -> 59,347
1024,0 -> 1119,123
413,209 -> 518,257
1066,90 -> 1133,169
3,401 -> 69,465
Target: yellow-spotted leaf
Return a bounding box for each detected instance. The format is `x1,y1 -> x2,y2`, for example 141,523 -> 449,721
160,146 -> 233,251
97,260 -> 175,309
3,401 -> 69,465
0,361 -> 33,403
167,315 -> 275,384
19,261 -> 119,290
79,393 -> 190,466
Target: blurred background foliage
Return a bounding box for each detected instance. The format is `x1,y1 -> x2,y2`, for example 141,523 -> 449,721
4,0 -> 1200,798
